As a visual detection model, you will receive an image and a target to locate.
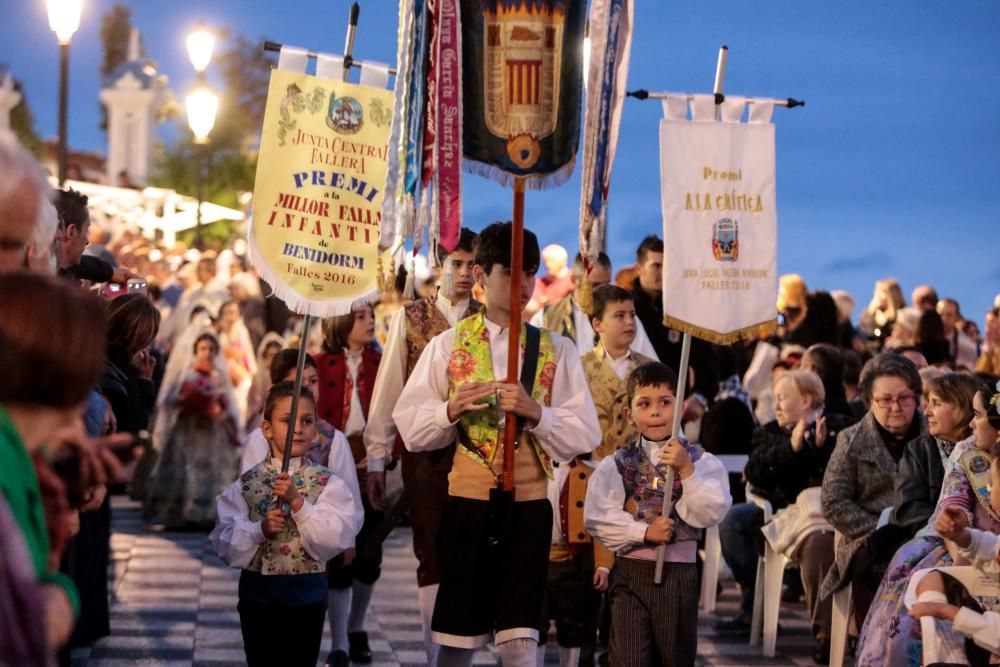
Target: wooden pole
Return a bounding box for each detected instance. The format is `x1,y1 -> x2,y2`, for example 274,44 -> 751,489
279,3 -> 361,475
653,44 -> 729,584
501,177 -> 527,492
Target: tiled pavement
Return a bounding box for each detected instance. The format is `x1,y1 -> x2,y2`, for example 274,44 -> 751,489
71,497 -> 827,666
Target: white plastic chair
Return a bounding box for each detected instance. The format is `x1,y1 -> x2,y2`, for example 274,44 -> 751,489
747,487 -> 775,653
827,506 -> 894,667
904,566 -> 1000,666
699,454 -> 748,613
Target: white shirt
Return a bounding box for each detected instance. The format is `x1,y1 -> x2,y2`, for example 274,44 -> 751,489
240,427 -> 362,519
344,348 -> 366,437
529,298 -> 660,361
946,529 -> 1000,654
584,437 -> 731,556
604,348 -> 634,381
392,315 -> 600,462
365,293 -> 472,472
210,456 -> 362,568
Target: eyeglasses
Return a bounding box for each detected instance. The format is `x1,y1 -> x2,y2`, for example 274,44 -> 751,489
873,394 -> 916,410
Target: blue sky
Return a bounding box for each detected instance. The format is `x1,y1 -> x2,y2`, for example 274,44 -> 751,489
2,1 -> 998,323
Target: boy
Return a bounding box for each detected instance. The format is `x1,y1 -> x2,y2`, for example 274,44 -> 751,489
393,221 -> 600,666
211,382 -> 361,667
364,228 -> 481,662
585,362 -> 731,666
530,252 -> 658,359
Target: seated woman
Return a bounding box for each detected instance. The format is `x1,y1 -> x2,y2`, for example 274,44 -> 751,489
820,353 -> 925,630
717,370 -> 853,660
856,380 -> 1000,667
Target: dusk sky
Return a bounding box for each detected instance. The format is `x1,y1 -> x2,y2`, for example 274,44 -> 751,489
2,1 -> 998,323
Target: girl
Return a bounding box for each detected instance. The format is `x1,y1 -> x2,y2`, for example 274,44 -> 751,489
245,333 -> 285,432
145,330 -> 240,528
216,299 -> 257,421
313,304 -> 382,666
856,379 -> 1000,667
211,382 -> 359,667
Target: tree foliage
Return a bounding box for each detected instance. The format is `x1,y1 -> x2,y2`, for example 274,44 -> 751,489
9,79 -> 42,156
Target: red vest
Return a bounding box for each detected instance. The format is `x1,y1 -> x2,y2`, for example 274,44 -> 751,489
313,346 -> 381,431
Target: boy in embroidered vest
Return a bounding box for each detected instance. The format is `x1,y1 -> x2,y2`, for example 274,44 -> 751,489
364,227 -> 481,663
585,362 -> 731,666
210,382 -> 361,667
393,221 -> 600,666
530,252 -> 659,360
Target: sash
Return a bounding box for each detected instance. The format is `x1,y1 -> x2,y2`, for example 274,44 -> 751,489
960,448 -> 1000,525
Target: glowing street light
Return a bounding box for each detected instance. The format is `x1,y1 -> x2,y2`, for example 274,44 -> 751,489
47,0 -> 84,185
186,26 -> 215,73
185,86 -> 218,144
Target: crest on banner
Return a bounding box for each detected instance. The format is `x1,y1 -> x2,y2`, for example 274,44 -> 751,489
712,218 -> 739,262
482,3 -> 565,169
327,94 -> 364,134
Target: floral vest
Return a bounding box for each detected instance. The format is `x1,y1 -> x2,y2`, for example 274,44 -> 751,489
240,459 -> 332,575
447,312 -> 557,478
405,297 -> 483,377
613,440 -> 705,550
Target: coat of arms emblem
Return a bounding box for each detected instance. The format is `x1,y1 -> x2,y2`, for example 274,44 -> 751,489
327,94 -> 364,135
712,218 -> 739,262
482,2 -> 566,169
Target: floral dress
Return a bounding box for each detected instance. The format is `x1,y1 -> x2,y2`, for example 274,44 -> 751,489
144,364 -> 240,527
856,438 -> 1000,667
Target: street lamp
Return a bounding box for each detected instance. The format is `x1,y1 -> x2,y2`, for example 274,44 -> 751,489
185,25 -> 217,249
47,0 -> 83,185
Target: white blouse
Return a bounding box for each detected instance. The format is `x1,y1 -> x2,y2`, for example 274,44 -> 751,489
584,437 -> 731,555
392,315 -> 600,462
210,456 -> 363,569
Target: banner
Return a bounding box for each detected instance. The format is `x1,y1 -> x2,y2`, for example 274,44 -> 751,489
660,96 -> 778,344
460,0 -> 586,190
578,0 -> 632,262
249,67 -> 394,317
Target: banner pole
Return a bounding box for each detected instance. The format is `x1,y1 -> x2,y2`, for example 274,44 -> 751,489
501,176 -> 527,492
279,3 -> 361,476
653,44 -> 729,584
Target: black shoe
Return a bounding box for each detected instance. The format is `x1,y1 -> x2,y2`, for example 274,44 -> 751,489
713,615 -> 752,636
325,650 -> 349,667
348,631 -> 373,664
812,640 -> 830,665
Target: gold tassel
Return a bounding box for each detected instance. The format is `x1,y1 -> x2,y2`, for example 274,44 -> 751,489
376,254 -> 386,294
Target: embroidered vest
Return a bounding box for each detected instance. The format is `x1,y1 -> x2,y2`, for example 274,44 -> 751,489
240,459 -> 332,575
404,298 -> 483,377
581,347 -> 654,460
447,312 -> 558,478
542,296 -> 577,342
613,441 -> 705,550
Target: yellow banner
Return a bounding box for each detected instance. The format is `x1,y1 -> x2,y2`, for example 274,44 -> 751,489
249,68 -> 393,316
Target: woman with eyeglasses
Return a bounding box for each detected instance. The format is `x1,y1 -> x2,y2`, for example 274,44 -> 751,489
854,372 -> 982,667
819,353 -> 926,632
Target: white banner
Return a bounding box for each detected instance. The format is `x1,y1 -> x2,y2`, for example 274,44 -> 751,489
659,111 -> 778,343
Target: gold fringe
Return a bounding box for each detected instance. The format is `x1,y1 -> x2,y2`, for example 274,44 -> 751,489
662,314 -> 778,346
376,255 -> 385,294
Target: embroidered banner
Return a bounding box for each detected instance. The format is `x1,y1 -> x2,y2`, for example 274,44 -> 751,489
249,67 -> 394,317
460,0 -> 586,190
578,0 -> 633,262
659,96 -> 778,343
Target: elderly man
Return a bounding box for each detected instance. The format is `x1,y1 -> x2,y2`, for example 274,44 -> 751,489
0,132 -> 55,273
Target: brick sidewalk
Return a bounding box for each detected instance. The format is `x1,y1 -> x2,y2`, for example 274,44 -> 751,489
69,497 -> 822,666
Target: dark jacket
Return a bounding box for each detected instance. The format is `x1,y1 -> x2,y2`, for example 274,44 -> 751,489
746,413 -> 854,511
62,255 -> 114,284
630,278 -> 720,401
99,362 -> 156,435
892,434 -> 954,537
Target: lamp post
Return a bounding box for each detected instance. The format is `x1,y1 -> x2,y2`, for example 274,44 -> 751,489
47,0 -> 83,186
185,25 -> 217,249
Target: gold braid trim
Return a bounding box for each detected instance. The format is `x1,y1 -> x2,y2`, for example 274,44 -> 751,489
661,314 -> 778,345
576,273 -> 593,316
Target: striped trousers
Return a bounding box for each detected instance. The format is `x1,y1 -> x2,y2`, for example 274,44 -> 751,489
608,558 -> 698,667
